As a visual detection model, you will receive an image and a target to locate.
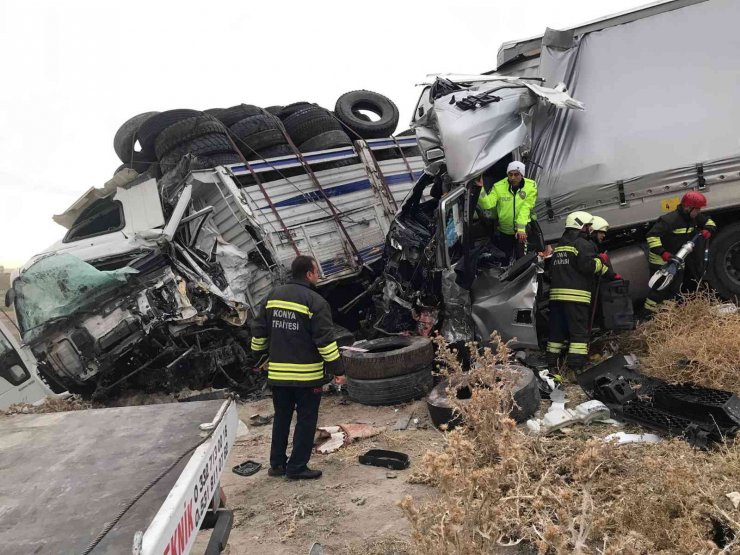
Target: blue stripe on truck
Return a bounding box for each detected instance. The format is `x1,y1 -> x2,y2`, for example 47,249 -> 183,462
266,172 -> 423,209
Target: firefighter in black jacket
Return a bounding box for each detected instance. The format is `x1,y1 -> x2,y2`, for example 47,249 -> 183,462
249,255 -> 343,480
547,211 -> 615,376
644,191 -> 716,313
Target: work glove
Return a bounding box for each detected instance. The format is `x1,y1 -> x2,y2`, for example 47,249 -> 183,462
515,231 -> 527,243
598,252 -> 610,264
701,229 -> 712,240
661,251 -> 674,263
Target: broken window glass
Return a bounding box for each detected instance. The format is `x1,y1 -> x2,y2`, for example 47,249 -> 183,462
14,254 -> 137,340
64,197 -> 124,242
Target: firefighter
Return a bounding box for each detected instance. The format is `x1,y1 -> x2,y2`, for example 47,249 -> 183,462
248,255 -> 343,480
644,191 -> 716,313
476,160 -> 538,264
590,216 -> 622,277
546,211 -> 614,376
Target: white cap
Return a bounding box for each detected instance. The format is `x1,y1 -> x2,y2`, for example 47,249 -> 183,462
507,161 -> 525,176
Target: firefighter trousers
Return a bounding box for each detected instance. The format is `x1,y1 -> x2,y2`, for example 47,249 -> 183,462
270,385 -> 322,474
546,300 -> 590,373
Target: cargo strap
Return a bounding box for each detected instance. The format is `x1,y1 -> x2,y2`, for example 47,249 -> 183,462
224,133 -> 301,256
391,136 -> 416,191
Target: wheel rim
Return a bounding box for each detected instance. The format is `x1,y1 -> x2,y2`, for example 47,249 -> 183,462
723,239 -> 740,286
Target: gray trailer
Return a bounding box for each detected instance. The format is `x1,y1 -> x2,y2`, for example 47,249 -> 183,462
494,0 -> 740,300
0,399 -> 239,555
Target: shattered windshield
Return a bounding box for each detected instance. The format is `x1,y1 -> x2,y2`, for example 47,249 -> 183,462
14,254 -> 138,339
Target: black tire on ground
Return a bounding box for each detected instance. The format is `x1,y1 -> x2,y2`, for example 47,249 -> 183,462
155,115 -> 227,160
265,105 -> 283,115
277,102 -> 316,120
299,130 -> 353,153
216,104 -> 263,128
347,367 -> 433,406
707,222 -> 740,299
342,337 -> 434,380
426,364 -> 541,429
282,106 -> 344,146
138,109 -> 203,157
334,90 -> 399,139
158,133 -> 236,172
113,111 -> 159,163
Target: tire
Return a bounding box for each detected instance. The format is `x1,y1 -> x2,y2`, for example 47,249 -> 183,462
277,102 -> 316,120
113,111 -> 159,163
265,105 -> 283,115
190,152 -> 243,171
342,337 -> 433,380
158,134 -> 236,172
707,222 -> 740,299
229,114 -> 281,142
253,144 -> 294,159
299,130 -> 352,153
335,90 -> 399,139
283,107 -> 344,146
216,104 -> 263,128
234,129 -> 286,155
426,364 -> 541,429
138,109 -> 203,157
204,108 -> 225,117
347,367 -> 433,406
155,115 -> 227,160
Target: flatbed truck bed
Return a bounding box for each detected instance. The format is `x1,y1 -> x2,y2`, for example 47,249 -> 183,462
0,399 -> 239,555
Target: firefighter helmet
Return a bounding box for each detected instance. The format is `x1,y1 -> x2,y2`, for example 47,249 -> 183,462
565,211 -> 594,230
681,191 -> 707,209
591,216 -> 609,233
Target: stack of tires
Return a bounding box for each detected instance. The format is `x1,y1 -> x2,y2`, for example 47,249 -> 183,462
110,89 -> 407,178
341,337 -> 434,406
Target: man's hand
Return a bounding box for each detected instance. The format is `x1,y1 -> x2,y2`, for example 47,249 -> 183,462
701,229 -> 712,240
515,231 -> 527,243
332,375 -> 346,386
598,252 -> 610,264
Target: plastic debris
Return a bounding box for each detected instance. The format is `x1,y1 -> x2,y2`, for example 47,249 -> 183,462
314,423 -> 385,454
603,432 -> 662,444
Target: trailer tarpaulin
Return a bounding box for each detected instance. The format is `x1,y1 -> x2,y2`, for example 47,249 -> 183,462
530,0 -> 740,219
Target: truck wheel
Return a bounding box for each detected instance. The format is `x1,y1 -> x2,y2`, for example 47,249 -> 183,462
113,111 -> 159,163
707,222 -> 740,300
334,90 -> 399,139
277,101 -> 316,120
426,364 -> 541,429
158,133 -> 236,173
154,115 -> 227,160
215,104 -> 263,128
229,114 -> 282,143
342,336 -> 434,380
299,130 -> 353,153
138,109 -> 204,157
347,367 -> 433,406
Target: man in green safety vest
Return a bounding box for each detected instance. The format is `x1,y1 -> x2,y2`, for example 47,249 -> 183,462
475,161 -> 538,264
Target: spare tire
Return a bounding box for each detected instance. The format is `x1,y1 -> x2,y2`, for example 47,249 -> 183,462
216,104 -> 263,128
138,109 -> 203,157
335,90 -> 399,139
113,111 -> 159,163
299,130 -> 353,153
426,365 -> 540,429
283,106 -> 344,146
347,367 -> 433,406
155,115 -> 227,160
342,337 -> 433,380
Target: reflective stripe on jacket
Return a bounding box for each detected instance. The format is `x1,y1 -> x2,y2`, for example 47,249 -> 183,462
646,207 -> 717,266
477,177 -> 538,235
249,279 -> 340,387
549,229 -> 608,304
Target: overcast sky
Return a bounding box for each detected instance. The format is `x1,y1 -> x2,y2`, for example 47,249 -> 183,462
0,0 -> 650,268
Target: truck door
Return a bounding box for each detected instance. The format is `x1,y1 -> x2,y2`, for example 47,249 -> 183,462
0,321 -> 51,409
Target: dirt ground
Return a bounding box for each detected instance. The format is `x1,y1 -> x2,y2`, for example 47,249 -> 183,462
200,393 -> 442,555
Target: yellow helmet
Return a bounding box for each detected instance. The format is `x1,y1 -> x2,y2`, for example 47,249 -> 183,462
591,216 -> 609,233
565,211 -> 594,230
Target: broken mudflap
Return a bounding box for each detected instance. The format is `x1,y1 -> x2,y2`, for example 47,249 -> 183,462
579,355 -> 740,447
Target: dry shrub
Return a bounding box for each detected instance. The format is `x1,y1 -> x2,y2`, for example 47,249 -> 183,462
345,536 -> 412,555
3,394 -> 94,414
400,335 -> 740,554
627,293 -> 740,394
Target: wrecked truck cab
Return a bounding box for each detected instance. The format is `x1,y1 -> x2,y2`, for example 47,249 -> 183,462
0,319 -> 54,410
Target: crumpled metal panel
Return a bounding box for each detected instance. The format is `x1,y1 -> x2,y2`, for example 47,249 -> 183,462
440,268 -> 474,343
471,264 -> 540,348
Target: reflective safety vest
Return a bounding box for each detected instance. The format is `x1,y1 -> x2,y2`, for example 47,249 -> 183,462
477,177 -> 538,235
549,229 -> 611,304
249,280 -> 341,387
646,207 -> 717,266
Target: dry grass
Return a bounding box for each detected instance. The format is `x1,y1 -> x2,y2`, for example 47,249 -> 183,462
344,536 -> 412,555
3,394 -> 94,414
400,335 -> 740,554
626,293 -> 740,394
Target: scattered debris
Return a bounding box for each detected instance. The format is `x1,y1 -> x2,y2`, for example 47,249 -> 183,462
314,423 -> 385,454
358,449 -> 409,471
232,460 -> 263,477
604,432 -> 662,444
249,414 -> 273,426
351,497 -> 367,506
727,492 -> 740,510
386,472 -> 398,479
393,412 -> 414,431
